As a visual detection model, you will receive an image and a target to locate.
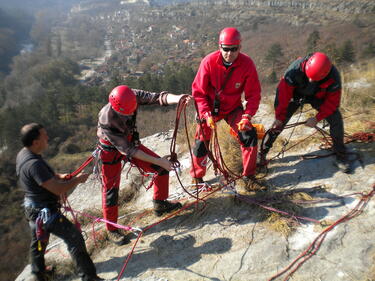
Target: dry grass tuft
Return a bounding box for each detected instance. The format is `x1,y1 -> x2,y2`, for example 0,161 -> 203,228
77,208 -> 104,227
341,59 -> 375,131
176,116 -> 197,154
86,230 -> 109,255
254,190 -> 315,236
48,152 -> 93,174
265,212 -> 294,236
48,259 -> 75,280
175,106 -> 197,154
216,122 -> 243,175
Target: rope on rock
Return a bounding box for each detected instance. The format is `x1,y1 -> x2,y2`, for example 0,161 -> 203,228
267,184 -> 375,281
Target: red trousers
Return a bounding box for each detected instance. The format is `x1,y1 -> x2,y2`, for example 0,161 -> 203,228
190,107 -> 258,179
100,143 -> 169,231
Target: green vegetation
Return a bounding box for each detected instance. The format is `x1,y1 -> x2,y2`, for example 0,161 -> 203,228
306,30 -> 320,53
0,8 -> 33,73
265,43 -> 284,70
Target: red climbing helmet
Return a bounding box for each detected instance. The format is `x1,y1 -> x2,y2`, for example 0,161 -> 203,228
109,85 -> 137,115
305,52 -> 332,81
219,27 -> 241,45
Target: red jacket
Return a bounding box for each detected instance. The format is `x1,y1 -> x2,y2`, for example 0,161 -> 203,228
275,57 -> 342,122
192,50 -> 261,118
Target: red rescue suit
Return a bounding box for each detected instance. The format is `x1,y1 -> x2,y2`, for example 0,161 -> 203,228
190,50 -> 261,178
97,90 -> 169,231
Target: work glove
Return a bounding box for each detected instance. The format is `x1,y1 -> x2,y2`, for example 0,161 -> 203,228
272,119 -> 284,132
204,112 -> 216,129
305,117 -> 318,128
237,114 -> 252,131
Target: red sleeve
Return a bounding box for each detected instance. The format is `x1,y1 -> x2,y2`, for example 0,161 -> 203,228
192,58 -> 212,118
315,89 -> 341,121
243,62 -> 261,116
275,78 -> 295,122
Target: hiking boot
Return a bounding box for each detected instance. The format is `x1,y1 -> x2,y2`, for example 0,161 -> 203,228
257,152 -> 268,166
107,229 -> 132,246
153,199 -> 182,217
191,177 -> 204,185
334,156 -> 352,174
237,175 -> 267,192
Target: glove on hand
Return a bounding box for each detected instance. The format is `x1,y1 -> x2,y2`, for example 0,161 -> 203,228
237,114 -> 252,131
305,117 -> 318,128
272,119 -> 284,131
204,112 -> 216,129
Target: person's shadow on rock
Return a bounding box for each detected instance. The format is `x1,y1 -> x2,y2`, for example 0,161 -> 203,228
99,234 -> 231,279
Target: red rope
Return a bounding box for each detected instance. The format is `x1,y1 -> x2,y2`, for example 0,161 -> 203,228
268,184 -> 375,281
60,155 -> 94,231
116,183 -> 226,280
235,193 -> 321,224
345,132 -> 374,143
64,155 -> 93,180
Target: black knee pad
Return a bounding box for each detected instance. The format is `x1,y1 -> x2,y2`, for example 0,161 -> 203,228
106,188 -> 119,207
150,164 -> 169,175
238,128 -> 257,147
193,139 -> 209,157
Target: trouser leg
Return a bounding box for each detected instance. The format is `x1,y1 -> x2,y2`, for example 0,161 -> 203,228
226,107 -> 258,176
262,100 -> 301,154
130,144 -> 169,200
28,219 -> 49,274
49,214 -> 97,279
189,122 -> 212,179
309,99 -> 346,155
324,110 -> 346,154
100,150 -> 123,231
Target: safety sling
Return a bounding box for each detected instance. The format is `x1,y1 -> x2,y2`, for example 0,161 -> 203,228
212,67 -> 235,116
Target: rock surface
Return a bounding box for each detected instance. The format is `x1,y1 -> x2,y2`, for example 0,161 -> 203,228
16,104 -> 375,281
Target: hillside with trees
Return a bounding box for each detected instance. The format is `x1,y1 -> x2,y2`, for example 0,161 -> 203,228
0,0 -> 374,279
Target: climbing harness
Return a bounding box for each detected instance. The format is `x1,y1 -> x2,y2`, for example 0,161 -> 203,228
35,208 -> 60,251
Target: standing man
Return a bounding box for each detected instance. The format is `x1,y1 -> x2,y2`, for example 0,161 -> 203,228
260,52 -> 350,173
190,27 -> 261,187
16,123 -> 105,281
97,85 -> 187,245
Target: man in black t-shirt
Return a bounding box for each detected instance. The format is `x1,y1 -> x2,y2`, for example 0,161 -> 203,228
16,123 -> 106,281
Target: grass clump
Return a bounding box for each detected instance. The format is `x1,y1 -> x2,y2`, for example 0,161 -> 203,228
341,59 -> 375,132
255,190 -> 314,236
216,122 -> 243,175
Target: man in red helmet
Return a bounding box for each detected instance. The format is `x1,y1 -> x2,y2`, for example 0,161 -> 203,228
260,52 -> 351,173
190,27 -> 262,189
97,85 -> 187,245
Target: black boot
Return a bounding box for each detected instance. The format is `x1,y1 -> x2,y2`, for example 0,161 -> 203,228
334,154 -> 352,174
153,200 -> 182,217
107,229 -> 132,246
191,177 -> 204,185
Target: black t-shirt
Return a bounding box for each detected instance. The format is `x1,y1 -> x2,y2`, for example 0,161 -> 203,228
16,147 -> 59,206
